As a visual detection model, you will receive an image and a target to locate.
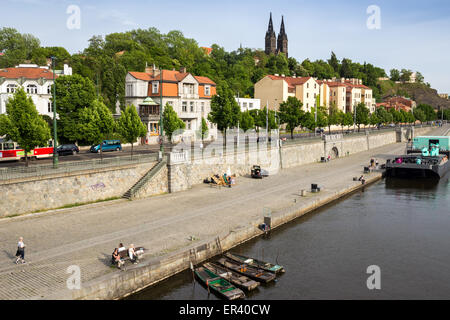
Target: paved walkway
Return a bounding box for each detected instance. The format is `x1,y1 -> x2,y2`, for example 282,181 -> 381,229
0,126 -> 447,299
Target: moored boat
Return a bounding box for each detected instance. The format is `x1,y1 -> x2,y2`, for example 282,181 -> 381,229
386,136 -> 450,179
194,266 -> 245,300
203,262 -> 260,291
225,252 -> 285,274
216,257 -> 276,283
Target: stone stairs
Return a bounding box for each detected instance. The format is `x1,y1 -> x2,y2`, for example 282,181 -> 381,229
123,158 -> 167,200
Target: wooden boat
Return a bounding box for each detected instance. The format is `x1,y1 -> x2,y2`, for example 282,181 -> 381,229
194,266 -> 245,300
203,262 -> 260,291
225,252 -> 285,274
216,257 -> 276,283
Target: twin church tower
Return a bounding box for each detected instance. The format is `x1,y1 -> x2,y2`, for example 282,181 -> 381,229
265,13 -> 288,57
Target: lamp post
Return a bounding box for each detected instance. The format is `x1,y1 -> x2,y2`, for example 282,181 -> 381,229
51,56 -> 58,168
159,69 -> 164,160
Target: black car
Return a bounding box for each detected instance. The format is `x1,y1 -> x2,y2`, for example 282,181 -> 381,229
56,144 -> 79,156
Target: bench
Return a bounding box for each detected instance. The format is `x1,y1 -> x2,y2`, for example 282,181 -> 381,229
112,247 -> 145,269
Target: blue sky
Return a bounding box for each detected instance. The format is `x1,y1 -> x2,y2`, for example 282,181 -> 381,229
2,0 -> 450,93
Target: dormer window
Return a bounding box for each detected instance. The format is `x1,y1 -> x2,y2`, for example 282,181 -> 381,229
27,84 -> 37,94
152,82 -> 159,94
7,84 -> 17,93
204,85 -> 211,96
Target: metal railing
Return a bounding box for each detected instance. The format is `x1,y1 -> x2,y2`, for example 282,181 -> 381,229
0,153 -> 158,182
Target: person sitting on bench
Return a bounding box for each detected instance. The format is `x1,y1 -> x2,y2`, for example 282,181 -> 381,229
128,244 -> 138,264
112,248 -> 123,268
118,243 -> 126,253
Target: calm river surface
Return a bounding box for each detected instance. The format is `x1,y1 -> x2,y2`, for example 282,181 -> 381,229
128,175 -> 450,300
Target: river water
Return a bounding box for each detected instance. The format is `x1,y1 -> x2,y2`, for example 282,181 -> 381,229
128,174 -> 450,300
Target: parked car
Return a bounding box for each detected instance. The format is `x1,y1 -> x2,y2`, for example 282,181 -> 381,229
90,140 -> 122,153
56,144 -> 79,156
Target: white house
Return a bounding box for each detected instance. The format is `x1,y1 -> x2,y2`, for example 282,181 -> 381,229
0,64 -> 72,117
235,97 -> 260,112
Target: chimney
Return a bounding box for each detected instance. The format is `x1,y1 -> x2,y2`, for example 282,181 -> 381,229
340,77 -> 345,83
145,65 -> 152,74
180,67 -> 187,73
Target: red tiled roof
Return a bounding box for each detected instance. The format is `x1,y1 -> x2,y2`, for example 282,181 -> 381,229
195,76 -> 215,85
129,69 -> 215,85
267,75 -> 313,87
129,71 -> 152,81
0,67 -> 55,80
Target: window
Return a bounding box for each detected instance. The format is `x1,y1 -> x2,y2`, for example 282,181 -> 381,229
126,84 -> 133,96
249,103 -> 253,109
307,83 -> 309,89
201,102 -> 205,112
152,82 -> 159,94
167,101 -> 174,106
183,83 -> 194,95
314,84 -> 316,89
48,102 -> 52,113
6,84 -> 16,93
190,101 -> 194,112
314,93 -> 316,98
204,85 -> 211,96
27,84 -> 38,94
47,85 -> 52,94
182,101 -> 187,112
186,120 -> 191,130
307,93 -> 309,98
243,102 -> 247,109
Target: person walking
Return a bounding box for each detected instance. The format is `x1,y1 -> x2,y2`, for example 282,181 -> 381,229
15,237 -> 26,264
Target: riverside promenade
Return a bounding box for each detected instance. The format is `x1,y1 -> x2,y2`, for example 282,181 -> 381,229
0,125 -> 447,300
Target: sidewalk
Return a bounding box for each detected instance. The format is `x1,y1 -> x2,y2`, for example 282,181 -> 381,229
0,126 -> 446,299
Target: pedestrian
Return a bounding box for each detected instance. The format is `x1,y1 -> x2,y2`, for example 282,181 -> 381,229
128,244 -> 138,264
15,237 -> 26,264
375,159 -> 379,168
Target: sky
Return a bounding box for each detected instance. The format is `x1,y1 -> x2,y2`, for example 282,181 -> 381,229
1,0 -> 450,93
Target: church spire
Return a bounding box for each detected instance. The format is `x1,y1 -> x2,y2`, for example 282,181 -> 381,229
265,12 -> 276,55
268,12 -> 274,33
277,15 -> 288,57
279,15 -> 286,36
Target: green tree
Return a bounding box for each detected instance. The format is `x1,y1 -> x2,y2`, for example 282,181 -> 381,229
413,108 -> 427,123
369,112 -> 379,127
327,103 -> 341,133
208,84 -> 240,139
278,96 -> 305,139
341,112 -> 354,131
53,74 -> 97,143
162,103 -> 185,141
77,99 -> 116,158
0,88 -> 50,166
239,110 -> 255,132
390,69 -> 400,81
196,117 -> 209,142
400,69 -> 413,83
416,104 -> 437,121
355,103 -> 370,131
117,105 -> 147,158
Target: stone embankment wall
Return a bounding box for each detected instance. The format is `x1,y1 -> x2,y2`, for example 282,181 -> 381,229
1,126 -> 433,217
0,161 -> 156,217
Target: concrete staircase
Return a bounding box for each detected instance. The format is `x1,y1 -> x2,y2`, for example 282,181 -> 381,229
122,158 -> 167,200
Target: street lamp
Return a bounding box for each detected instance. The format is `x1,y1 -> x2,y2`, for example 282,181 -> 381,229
159,69 -> 164,160
51,56 -> 58,168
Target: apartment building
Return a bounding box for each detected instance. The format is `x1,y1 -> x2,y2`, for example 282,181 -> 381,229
0,63 -> 72,117
125,66 -> 217,143
254,75 -> 321,112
